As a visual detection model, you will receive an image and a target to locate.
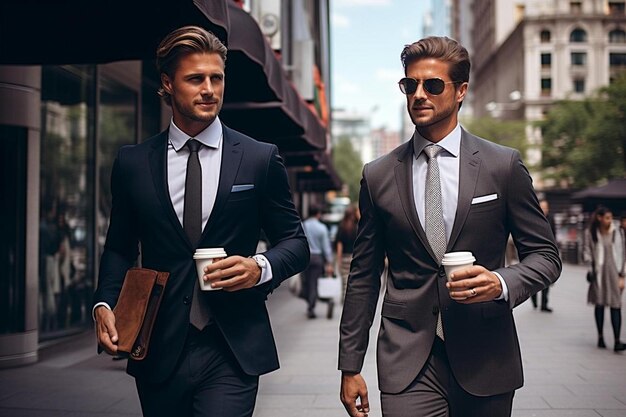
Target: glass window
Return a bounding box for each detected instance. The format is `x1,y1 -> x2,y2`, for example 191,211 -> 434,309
540,30 -> 551,43
97,78 -> 138,260
541,78 -> 552,95
40,65 -> 96,337
0,125 -> 27,334
610,52 -> 626,66
609,29 -> 626,43
541,53 -> 552,67
573,79 -> 585,92
571,52 -> 587,66
570,28 -> 588,42
608,2 -> 625,15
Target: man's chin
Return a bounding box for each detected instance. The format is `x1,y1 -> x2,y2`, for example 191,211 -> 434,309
412,117 -> 433,127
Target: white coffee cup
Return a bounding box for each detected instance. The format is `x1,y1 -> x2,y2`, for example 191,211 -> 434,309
441,251 -> 476,282
193,248 -> 227,291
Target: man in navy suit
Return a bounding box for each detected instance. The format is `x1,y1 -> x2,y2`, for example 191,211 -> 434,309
93,26 -> 309,417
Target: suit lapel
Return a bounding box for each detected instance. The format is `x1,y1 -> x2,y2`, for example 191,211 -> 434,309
201,125 -> 242,240
394,141 -> 436,262
447,131 -> 481,250
148,129 -> 190,246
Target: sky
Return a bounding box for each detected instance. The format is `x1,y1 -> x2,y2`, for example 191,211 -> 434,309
330,0 -> 428,132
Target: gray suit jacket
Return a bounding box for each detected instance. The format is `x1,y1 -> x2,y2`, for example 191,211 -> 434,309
338,129 -> 561,396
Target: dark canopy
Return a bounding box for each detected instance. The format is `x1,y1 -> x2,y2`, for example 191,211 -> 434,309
0,0 -> 229,65
571,178 -> 626,214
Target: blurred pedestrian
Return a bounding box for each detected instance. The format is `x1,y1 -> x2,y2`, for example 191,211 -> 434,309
302,204 -> 334,319
338,36 -> 561,417
530,199 -> 556,312
584,206 -> 626,352
335,204 -> 359,298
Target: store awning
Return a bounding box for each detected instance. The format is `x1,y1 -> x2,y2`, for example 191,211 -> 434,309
571,178 -> 626,214
283,151 -> 342,192
220,3 -> 326,151
0,0 -> 229,65
571,178 -> 626,200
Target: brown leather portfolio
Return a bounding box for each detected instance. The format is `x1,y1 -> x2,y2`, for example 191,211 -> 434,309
113,267 -> 169,360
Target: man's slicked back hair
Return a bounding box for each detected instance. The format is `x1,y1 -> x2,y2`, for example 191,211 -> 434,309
400,36 -> 470,84
156,25 -> 227,105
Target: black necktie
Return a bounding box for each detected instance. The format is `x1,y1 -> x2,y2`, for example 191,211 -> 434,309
183,139 -> 202,246
184,139 -> 210,329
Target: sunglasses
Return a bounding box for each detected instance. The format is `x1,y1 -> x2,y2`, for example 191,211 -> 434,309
398,77 -> 461,95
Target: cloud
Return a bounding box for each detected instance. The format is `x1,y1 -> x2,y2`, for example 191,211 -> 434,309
376,68 -> 403,81
335,0 -> 391,6
331,13 -> 350,28
337,80 -> 361,94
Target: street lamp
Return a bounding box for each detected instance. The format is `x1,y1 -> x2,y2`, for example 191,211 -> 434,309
485,90 -> 523,118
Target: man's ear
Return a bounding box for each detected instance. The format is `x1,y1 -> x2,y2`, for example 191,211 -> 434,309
457,82 -> 468,104
161,73 -> 173,95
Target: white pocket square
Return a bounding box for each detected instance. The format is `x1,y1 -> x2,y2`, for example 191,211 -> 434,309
231,184 -> 254,192
471,193 -> 498,204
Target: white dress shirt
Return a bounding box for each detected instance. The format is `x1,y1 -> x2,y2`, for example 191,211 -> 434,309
167,117 -> 272,285
411,124 -> 508,300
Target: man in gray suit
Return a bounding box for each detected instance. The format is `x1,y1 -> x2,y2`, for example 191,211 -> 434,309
338,37 -> 561,417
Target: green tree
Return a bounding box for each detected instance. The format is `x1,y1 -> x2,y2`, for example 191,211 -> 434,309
464,116 -> 528,159
332,136 -> 363,202
539,74 -> 626,188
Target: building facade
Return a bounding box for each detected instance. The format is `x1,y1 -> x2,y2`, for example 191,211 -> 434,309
471,0 -> 626,183
0,0 -> 337,367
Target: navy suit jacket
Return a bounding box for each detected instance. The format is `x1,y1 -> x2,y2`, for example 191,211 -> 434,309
339,129 -> 561,395
93,124 -> 309,383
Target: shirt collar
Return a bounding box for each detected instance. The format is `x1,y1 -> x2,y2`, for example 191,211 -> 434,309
412,123 -> 462,159
168,116 -> 223,151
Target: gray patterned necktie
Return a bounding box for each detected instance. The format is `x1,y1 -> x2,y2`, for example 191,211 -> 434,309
184,139 -> 210,330
424,144 -> 446,340
424,145 -> 447,262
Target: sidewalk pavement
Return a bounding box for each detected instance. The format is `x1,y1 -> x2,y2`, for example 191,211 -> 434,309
1,263 -> 625,417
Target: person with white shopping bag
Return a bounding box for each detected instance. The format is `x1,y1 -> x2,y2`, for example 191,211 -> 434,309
301,205 -> 335,319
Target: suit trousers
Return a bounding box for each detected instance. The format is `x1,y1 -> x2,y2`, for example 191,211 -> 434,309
380,338 -> 514,417
303,254 -> 324,313
135,324 -> 259,417
530,286 -> 550,309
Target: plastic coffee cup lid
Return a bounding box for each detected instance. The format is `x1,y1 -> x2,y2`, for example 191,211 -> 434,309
441,251 -> 475,265
193,248 -> 227,259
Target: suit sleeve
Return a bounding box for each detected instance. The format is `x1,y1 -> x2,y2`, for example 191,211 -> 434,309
495,150 -> 562,308
92,147 -> 140,309
259,146 -> 310,291
338,165 -> 386,373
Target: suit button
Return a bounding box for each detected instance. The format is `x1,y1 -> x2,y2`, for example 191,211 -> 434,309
183,296 -> 191,305
438,268 -> 446,277
432,306 -> 439,315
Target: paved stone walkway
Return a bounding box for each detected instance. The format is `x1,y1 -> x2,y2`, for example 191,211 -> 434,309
1,263 -> 625,416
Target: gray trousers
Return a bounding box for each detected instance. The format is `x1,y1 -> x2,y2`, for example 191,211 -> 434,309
381,338 -> 514,417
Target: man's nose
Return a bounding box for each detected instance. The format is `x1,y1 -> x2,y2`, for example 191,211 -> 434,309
201,78 -> 214,95
412,81 -> 427,99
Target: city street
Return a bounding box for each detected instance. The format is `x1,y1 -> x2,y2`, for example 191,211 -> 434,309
1,263 -> 625,417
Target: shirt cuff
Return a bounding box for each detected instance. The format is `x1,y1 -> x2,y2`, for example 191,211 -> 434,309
255,254 -> 273,285
492,272 -> 509,301
92,302 -> 111,322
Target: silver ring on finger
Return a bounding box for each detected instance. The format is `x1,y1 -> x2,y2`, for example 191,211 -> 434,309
469,288 -> 477,297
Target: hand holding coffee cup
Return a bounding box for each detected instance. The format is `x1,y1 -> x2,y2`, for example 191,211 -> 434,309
442,251 -> 476,301
193,248 -> 227,291
443,252 -> 504,302
441,252 -> 476,282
